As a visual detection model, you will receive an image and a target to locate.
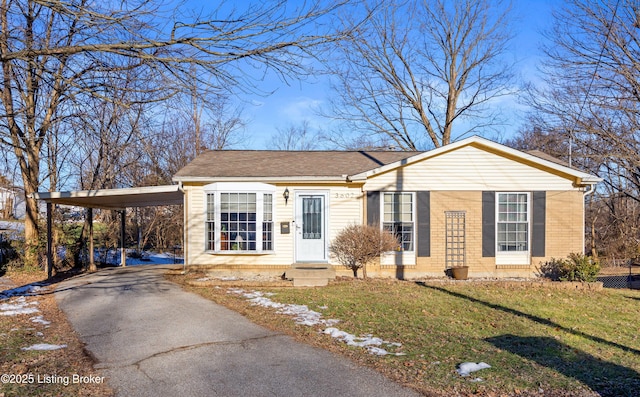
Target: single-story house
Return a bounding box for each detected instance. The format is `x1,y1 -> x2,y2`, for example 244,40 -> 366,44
172,136 -> 601,279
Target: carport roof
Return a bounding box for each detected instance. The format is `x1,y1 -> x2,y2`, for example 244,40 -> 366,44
31,185 -> 183,209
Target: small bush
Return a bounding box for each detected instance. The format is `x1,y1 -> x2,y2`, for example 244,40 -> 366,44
0,237 -> 19,276
538,253 -> 600,282
329,224 -> 399,278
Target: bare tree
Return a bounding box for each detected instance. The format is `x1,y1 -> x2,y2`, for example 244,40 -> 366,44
504,119 -> 570,163
270,120 -> 321,150
327,0 -> 514,150
0,0 -> 354,269
523,0 -> 640,261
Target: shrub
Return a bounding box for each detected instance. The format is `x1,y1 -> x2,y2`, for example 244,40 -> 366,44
329,224 -> 399,278
538,253 -> 600,282
0,236 -> 20,276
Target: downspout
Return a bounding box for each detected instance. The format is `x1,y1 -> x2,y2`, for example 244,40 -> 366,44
583,183 -> 596,198
582,183 -> 596,256
179,181 -> 187,274
120,210 -> 126,267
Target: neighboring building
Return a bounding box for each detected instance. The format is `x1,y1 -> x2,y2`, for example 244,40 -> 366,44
0,186 -> 25,220
173,136 -> 601,279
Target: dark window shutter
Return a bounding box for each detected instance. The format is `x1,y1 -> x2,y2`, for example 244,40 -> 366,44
366,191 -> 380,226
532,191 -> 546,257
482,191 -> 496,257
417,191 -> 430,257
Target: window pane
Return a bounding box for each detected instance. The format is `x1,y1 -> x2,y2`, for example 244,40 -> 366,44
383,222 -> 413,251
303,197 -> 322,239
263,194 -> 273,221
206,193 -> 215,250
220,191 -> 257,251
382,193 -> 414,251
497,193 -> 529,253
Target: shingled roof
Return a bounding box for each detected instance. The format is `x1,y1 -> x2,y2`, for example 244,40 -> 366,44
173,150 -> 420,179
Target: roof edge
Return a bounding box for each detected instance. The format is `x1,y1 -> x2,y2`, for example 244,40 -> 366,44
349,136 -> 602,184
173,176 -> 352,184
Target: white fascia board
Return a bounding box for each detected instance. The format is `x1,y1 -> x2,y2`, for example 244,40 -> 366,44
31,185 -> 183,209
33,185 -> 181,199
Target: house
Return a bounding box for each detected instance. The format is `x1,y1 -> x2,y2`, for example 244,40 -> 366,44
172,136 -> 600,280
0,186 -> 25,220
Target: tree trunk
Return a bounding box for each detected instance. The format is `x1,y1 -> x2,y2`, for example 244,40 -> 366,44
23,190 -> 40,267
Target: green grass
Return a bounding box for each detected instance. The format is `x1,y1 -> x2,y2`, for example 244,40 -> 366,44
175,276 -> 640,396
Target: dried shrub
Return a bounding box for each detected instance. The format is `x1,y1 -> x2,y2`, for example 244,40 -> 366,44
329,224 -> 399,278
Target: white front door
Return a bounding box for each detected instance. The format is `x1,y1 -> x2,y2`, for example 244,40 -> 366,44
295,192 -> 328,262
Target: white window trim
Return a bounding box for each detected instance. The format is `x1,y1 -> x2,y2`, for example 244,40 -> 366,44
204,182 -> 276,254
379,192 -> 416,266
495,192 -> 530,265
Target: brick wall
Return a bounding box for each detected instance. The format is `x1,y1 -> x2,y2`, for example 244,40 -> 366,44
406,190 -> 584,279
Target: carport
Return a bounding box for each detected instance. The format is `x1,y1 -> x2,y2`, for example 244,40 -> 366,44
31,185 -> 184,277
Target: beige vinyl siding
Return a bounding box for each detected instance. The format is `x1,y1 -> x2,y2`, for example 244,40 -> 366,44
364,145 -> 575,192
185,183 -> 363,267
326,187 -> 363,244
183,184 -> 207,265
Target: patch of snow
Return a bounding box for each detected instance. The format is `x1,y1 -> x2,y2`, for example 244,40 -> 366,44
21,343 -> 67,351
323,327 -> 406,356
30,315 -> 51,326
229,288 -> 404,356
229,289 -> 338,327
1,284 -> 45,299
0,297 -> 40,316
152,252 -> 174,259
456,362 -> 491,377
96,249 -> 183,266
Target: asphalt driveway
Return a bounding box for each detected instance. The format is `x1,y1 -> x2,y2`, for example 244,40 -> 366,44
54,265 -> 421,397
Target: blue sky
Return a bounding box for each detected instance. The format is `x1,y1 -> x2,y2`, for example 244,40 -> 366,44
230,0 -> 559,150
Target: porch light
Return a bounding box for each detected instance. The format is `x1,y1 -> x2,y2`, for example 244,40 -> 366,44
283,187 -> 290,204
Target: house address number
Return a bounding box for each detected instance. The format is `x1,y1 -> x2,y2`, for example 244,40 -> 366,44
334,192 -> 359,199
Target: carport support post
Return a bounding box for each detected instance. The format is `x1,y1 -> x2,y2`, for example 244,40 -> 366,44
88,208 -> 96,272
120,210 -> 126,267
46,202 -> 53,279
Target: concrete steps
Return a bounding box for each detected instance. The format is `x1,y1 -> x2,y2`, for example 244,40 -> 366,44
284,264 -> 336,287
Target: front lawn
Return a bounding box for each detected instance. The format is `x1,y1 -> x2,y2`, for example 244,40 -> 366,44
169,275 -> 640,396
1,270 -> 113,397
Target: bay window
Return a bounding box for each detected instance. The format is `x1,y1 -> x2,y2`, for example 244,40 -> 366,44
204,183 -> 275,253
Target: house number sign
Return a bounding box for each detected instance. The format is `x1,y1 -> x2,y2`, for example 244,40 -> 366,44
334,192 -> 359,199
